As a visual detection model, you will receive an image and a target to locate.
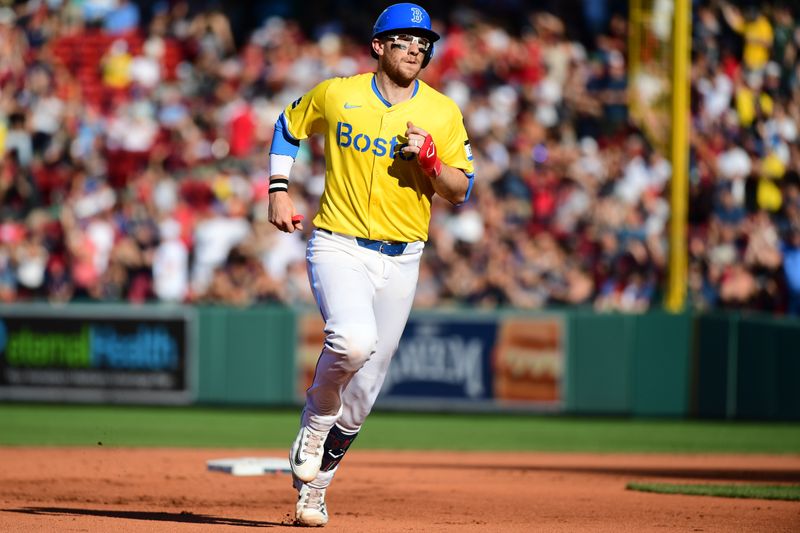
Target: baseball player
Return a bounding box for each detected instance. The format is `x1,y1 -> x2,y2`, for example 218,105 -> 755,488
267,3 -> 474,526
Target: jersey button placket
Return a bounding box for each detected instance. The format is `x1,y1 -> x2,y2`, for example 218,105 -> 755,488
368,112 -> 389,239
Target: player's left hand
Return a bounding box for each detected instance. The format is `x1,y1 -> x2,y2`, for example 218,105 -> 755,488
404,121 -> 443,178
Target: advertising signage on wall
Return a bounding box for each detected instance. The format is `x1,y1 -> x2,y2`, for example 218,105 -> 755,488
492,317 -> 562,404
0,305 -> 194,404
297,311 -> 564,411
382,319 -> 496,401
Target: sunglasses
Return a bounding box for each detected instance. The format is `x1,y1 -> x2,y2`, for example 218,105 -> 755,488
385,34 -> 432,53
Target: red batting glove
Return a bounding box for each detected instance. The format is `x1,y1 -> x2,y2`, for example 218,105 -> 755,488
418,134 -> 442,178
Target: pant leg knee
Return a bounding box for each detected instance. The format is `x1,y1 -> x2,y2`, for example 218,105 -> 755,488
325,324 -> 377,372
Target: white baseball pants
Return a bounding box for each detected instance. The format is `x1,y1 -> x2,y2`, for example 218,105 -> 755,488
302,228 -> 422,437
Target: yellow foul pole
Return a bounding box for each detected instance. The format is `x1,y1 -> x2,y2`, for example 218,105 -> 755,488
628,0 -> 642,123
665,0 -> 691,312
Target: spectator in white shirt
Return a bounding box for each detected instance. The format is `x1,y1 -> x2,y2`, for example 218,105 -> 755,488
153,218 -> 188,302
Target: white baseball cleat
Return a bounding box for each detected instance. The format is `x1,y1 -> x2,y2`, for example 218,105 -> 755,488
290,426 -> 326,482
295,484 -> 329,527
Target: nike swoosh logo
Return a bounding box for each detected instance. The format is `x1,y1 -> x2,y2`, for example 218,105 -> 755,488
293,444 -> 306,466
343,103 -> 362,109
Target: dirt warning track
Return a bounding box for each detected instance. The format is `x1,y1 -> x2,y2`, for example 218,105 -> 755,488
1,448 -> 798,532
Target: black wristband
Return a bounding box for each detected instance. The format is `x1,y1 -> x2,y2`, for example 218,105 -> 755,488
269,177 -> 289,193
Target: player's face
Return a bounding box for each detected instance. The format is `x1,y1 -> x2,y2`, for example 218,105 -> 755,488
375,33 -> 426,84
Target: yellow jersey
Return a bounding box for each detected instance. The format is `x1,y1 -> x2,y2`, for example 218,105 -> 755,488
742,16 -> 773,71
281,73 -> 474,242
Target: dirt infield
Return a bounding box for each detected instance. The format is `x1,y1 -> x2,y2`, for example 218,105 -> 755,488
1,448 -> 798,532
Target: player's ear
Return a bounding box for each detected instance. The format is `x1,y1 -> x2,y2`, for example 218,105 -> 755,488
371,37 -> 384,58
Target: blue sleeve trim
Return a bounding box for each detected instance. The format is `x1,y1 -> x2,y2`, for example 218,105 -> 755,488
456,172 -> 475,206
269,113 -> 300,158
463,172 -> 475,202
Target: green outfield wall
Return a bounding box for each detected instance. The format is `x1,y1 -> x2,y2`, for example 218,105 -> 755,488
694,313 -> 800,421
0,304 -> 797,420
195,306 -> 295,405
566,311 -> 693,417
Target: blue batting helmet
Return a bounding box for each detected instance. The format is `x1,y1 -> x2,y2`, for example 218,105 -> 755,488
371,3 -> 440,67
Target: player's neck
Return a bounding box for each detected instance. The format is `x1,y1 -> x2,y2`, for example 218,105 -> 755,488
374,70 -> 416,106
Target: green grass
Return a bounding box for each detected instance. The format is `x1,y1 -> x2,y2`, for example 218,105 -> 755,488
627,482 -> 800,501
1,404 -> 800,453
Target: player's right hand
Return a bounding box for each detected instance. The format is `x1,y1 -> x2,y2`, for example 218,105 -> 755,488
268,189 -> 304,233
404,121 -> 442,178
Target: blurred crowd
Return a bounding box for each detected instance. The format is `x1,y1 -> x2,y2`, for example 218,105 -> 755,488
0,0 -> 799,314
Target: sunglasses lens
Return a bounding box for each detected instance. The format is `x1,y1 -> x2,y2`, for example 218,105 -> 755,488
388,34 -> 430,52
